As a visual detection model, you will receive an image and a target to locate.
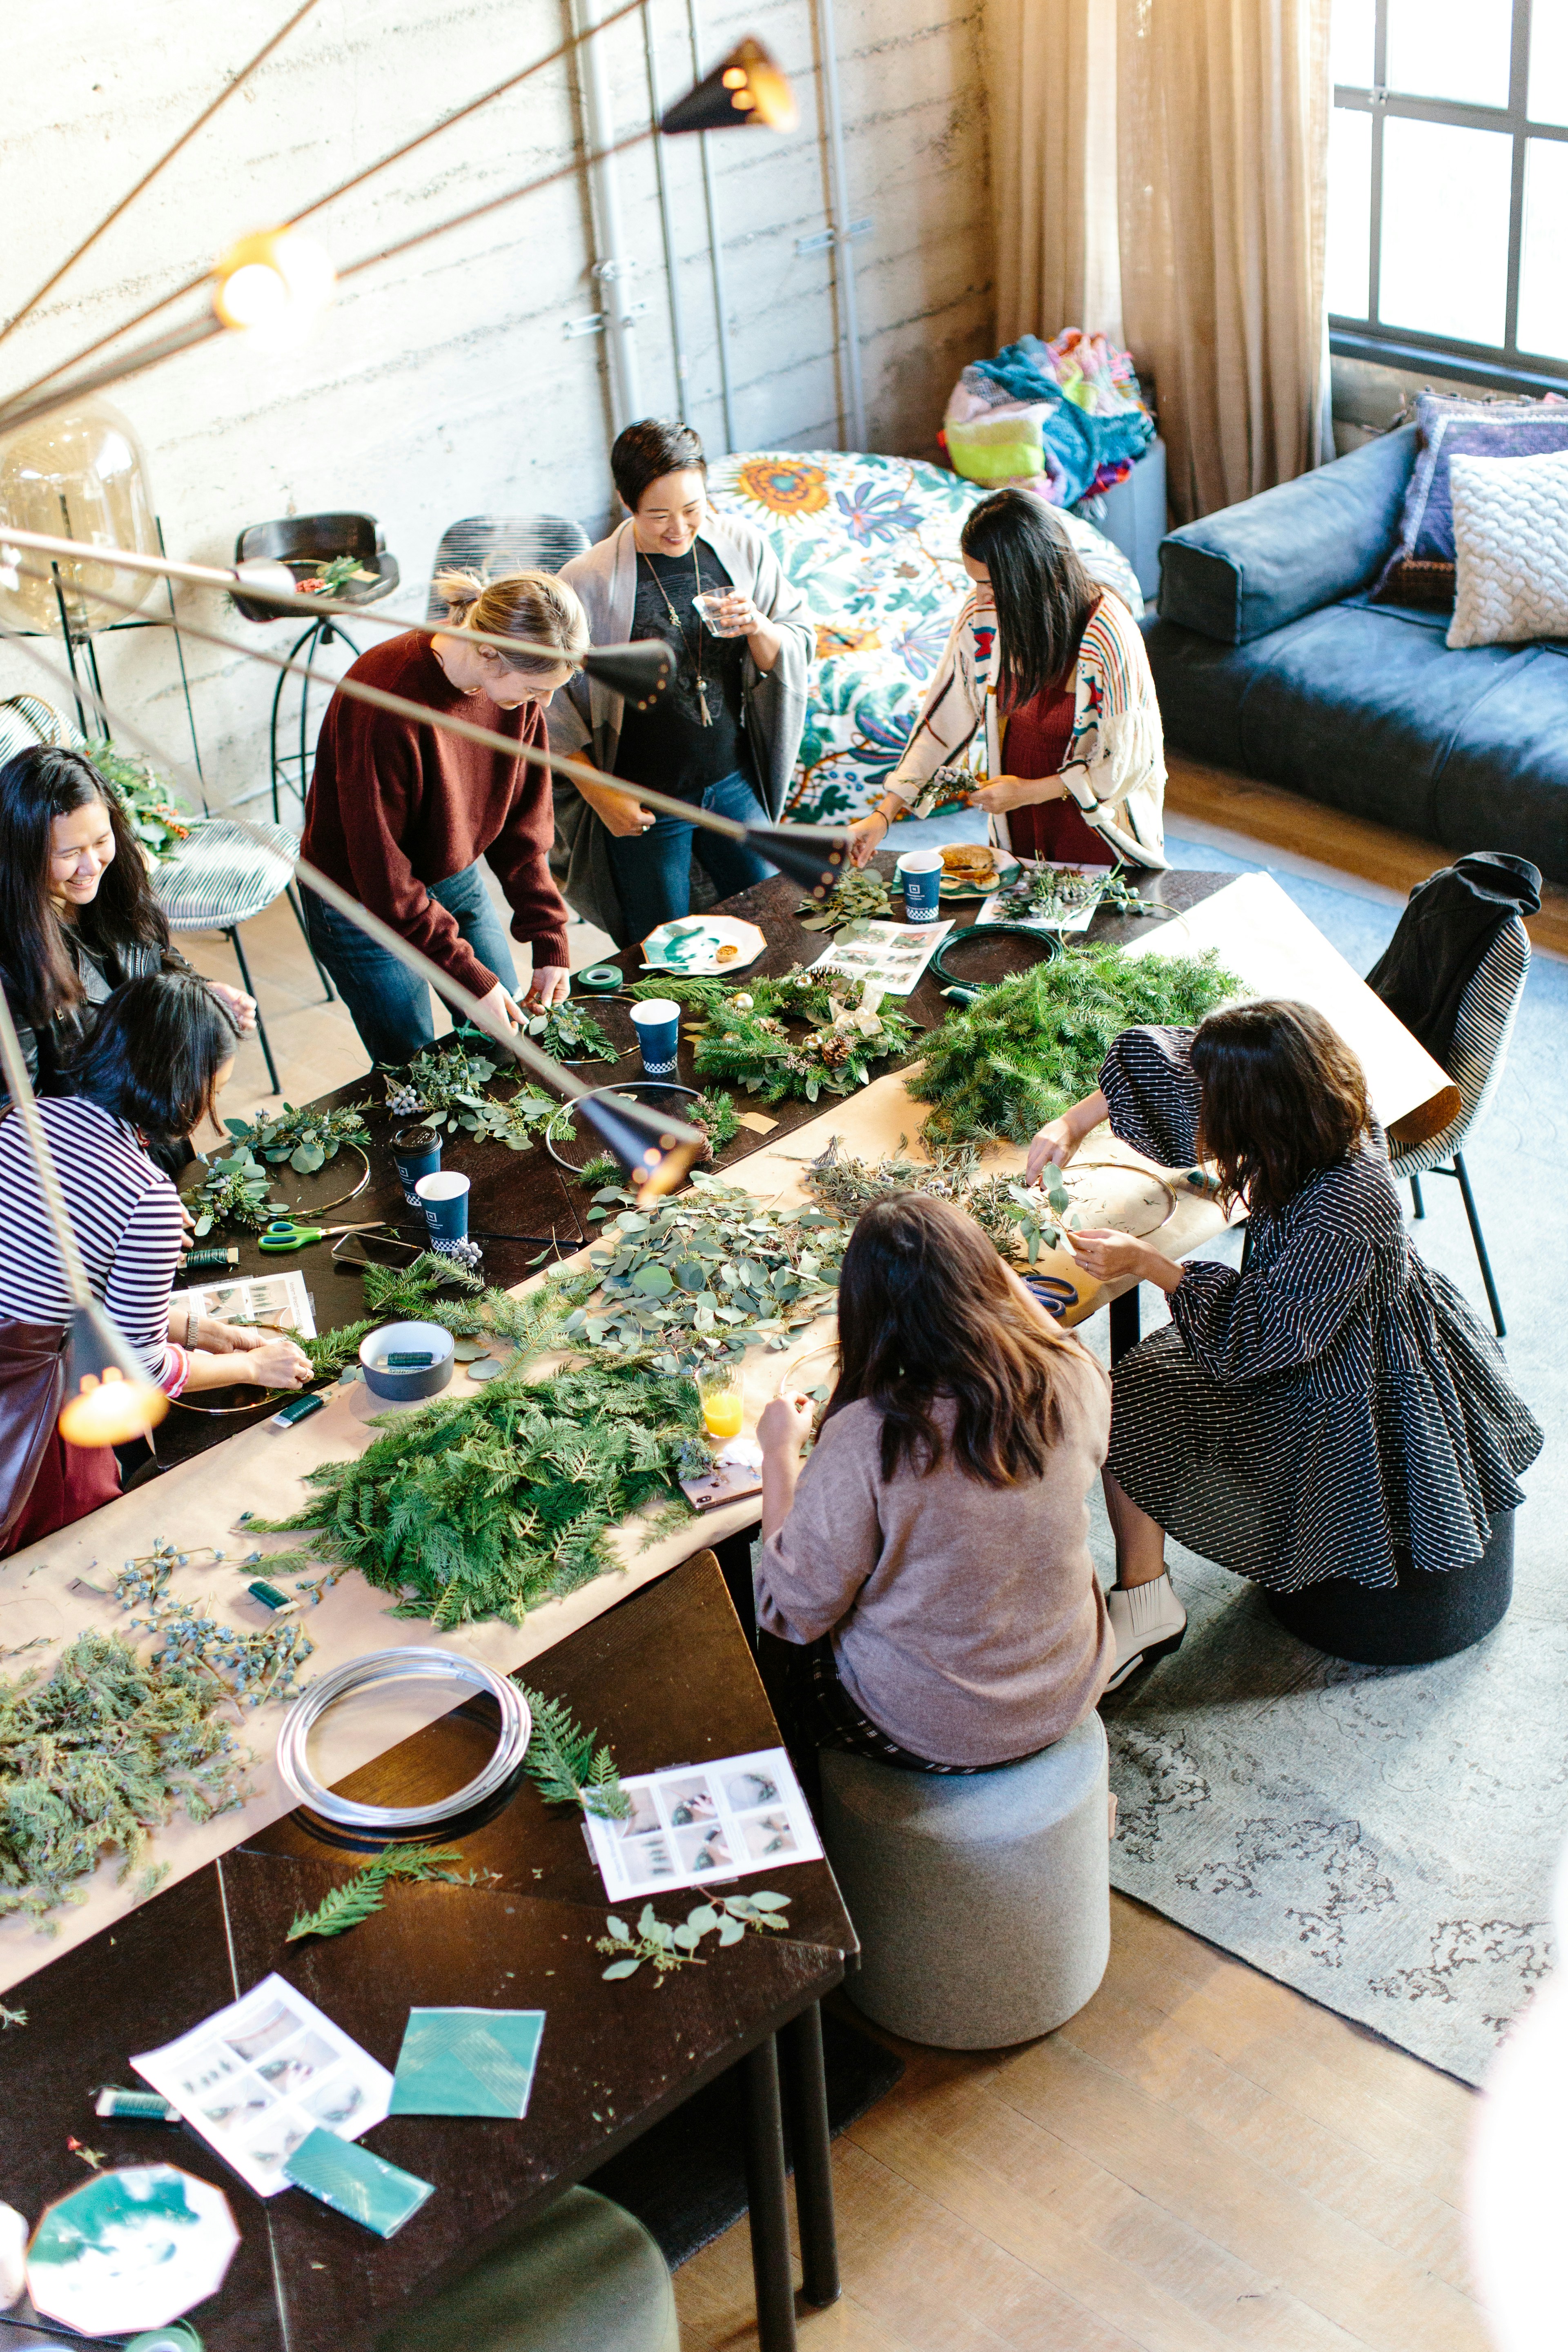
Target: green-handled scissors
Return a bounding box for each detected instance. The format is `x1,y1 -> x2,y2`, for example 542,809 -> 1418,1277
259,1218 -> 387,1254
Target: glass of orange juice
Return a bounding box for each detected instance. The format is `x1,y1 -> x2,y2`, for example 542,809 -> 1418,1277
695,1361 -> 744,1441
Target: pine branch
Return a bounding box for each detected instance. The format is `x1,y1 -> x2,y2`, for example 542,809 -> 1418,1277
285,1843 -> 465,1942
519,1690 -> 629,1820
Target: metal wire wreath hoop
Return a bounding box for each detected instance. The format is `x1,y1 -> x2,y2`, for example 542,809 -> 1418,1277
276,1648 -> 533,1832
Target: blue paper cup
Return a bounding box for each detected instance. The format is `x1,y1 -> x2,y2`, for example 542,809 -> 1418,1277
630,997 -> 682,1078
415,1170 -> 470,1242
897,849 -> 944,922
392,1125 -> 440,1210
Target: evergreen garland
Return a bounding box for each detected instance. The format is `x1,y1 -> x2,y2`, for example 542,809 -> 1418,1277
909,944 -> 1240,1145
250,1281 -> 708,1627
628,968 -> 913,1105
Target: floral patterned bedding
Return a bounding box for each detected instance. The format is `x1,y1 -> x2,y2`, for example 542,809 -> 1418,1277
706,449 -> 1143,825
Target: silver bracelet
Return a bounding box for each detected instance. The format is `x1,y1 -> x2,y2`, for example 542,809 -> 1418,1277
275,1648 -> 533,1831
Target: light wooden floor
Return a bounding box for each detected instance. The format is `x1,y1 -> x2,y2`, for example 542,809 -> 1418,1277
184,782 -> 1493,2352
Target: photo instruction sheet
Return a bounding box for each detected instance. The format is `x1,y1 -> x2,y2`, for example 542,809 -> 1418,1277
585,1746 -> 823,1901
133,1972 -> 392,2198
808,918 -> 953,996
172,1268 -> 316,1339
977,860 -> 1114,935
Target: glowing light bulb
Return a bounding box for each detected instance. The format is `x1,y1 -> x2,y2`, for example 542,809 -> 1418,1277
213,230 -> 336,336
58,1364 -> 167,1448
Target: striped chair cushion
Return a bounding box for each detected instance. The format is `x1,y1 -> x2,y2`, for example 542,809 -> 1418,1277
153,817 -> 297,933
1389,917 -> 1530,1179
0,693 -> 86,763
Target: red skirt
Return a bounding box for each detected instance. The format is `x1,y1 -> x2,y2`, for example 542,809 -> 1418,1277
2,1428 -> 120,1556
1002,680 -> 1106,866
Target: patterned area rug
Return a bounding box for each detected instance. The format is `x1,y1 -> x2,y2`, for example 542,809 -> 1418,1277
1088,837 -> 1566,2087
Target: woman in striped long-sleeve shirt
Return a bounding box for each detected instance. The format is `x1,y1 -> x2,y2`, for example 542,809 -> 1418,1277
0,974 -> 311,1552
1026,1000 -> 1542,1687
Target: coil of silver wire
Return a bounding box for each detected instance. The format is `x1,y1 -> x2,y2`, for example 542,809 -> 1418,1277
275,1647 -> 532,1831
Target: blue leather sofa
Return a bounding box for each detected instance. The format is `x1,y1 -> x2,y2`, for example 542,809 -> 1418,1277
1140,424 -> 1568,884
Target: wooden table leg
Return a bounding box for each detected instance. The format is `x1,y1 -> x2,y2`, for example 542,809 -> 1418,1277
1109,1285 -> 1141,1364
713,1522 -> 760,1648
782,2002 -> 839,2307
742,2033 -> 797,2352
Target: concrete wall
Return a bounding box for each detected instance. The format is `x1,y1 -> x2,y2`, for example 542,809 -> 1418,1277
0,0 -> 992,809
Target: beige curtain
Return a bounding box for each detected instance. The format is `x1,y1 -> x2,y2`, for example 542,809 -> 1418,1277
1118,0 -> 1332,520
982,0 -> 1331,521
984,0 -> 1122,348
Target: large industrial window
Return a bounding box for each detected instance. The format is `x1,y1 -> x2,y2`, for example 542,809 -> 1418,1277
1328,0 -> 1568,391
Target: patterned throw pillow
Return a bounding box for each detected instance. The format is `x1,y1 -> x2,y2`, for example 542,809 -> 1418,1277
1447,446 -> 1568,649
1373,390 -> 1568,610
706,450 -> 1141,825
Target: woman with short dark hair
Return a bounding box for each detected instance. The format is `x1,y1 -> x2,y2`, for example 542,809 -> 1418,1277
1028,999 -> 1542,1683
848,486 -> 1166,870
0,974 -> 311,1552
0,744 -> 254,1097
754,1194 -> 1114,1773
550,416 -> 814,947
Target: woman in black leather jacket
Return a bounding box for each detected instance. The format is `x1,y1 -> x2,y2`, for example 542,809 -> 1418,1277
0,744 -> 255,1095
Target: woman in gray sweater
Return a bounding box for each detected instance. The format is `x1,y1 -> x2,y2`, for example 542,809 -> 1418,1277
756,1195 -> 1114,1773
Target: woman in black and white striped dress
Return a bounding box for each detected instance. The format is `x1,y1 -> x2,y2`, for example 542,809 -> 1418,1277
0,975 -> 310,1552
1027,1000 -> 1542,1686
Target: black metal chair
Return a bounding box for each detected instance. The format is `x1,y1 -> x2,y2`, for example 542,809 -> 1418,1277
232,512 -> 400,822
424,516 -> 590,616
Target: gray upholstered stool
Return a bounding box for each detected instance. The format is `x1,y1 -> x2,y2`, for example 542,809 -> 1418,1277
819,1712 -> 1110,2049
376,2186 -> 679,2352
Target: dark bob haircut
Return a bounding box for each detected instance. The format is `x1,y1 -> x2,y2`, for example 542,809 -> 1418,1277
611,419 -> 707,514
959,487 -> 1101,709
65,973 -> 241,1148
0,744 -> 169,1029
826,1193 -> 1071,1487
1192,999 -> 1372,1216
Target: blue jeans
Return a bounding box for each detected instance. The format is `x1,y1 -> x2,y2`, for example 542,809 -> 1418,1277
606,768 -> 776,945
304,862 -> 519,1067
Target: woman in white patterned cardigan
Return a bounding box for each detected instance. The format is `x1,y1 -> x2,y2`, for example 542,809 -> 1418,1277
847,487 -> 1167,871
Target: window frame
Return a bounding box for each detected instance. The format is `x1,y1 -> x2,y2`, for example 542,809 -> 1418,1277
1329,0 -> 1568,393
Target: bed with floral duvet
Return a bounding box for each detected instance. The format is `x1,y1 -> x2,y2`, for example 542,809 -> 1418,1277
706,449 -> 1142,828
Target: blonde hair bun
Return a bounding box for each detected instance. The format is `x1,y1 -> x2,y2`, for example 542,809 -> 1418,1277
432,566 -> 589,679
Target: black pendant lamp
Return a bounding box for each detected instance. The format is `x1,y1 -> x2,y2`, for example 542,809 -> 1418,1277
659,38 -> 800,136
578,1089 -> 706,1204
580,641 -> 672,705
748,822 -> 850,902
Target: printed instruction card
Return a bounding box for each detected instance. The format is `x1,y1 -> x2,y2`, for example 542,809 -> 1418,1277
133,1971 -> 393,2198
585,1745 -> 823,1901
172,1268 -> 316,1340
976,860 -> 1114,935
808,918 -> 953,996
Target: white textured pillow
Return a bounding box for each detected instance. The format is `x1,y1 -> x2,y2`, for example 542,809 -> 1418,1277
1448,446 -> 1568,648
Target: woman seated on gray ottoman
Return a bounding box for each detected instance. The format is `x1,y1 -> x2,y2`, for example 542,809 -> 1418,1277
755,1195 -> 1115,1778
1026,1000 -> 1543,1682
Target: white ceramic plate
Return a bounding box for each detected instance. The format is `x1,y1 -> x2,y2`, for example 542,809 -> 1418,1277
640,916 -> 768,975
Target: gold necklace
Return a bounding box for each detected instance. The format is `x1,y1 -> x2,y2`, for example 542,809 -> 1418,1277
639,546 -> 711,726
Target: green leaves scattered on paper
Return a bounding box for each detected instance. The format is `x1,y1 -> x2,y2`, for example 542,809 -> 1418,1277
517,1690 -> 628,1821
796,868 -> 893,931
0,1630 -> 249,1924
223,1099 -> 372,1176
909,944 -> 1239,1145
285,1845 -> 467,1942
249,1280 -> 708,1627
566,1172 -> 846,1370
597,1891 -> 792,1980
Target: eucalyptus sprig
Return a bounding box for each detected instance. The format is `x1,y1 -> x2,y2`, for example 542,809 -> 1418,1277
597,1891 -> 792,1980
221,1100 -> 371,1176
797,868 -> 893,931
190,1147 -> 283,1235
285,1844 -> 466,1942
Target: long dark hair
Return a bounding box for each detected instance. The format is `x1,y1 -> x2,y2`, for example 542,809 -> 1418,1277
66,973 -> 240,1147
0,745 -> 169,1027
827,1194 -> 1071,1486
1192,1000 -> 1372,1215
959,488 -> 1101,707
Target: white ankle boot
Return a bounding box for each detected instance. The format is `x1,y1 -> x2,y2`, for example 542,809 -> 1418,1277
1105,1574 -> 1187,1690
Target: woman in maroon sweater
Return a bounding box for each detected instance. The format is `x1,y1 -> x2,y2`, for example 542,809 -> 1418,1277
301,570 -> 585,1068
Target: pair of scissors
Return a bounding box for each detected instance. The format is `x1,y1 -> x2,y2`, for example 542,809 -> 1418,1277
259,1218 -> 386,1254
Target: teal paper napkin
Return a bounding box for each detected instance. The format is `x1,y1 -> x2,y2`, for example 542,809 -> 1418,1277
282,2128 -> 434,2237
388,2007 -> 546,2119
